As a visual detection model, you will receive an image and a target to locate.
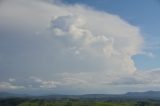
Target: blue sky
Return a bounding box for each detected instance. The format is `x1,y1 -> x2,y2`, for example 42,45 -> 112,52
63,0 -> 160,70
0,0 -> 160,94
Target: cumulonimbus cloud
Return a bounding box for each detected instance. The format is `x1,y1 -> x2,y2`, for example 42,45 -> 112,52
0,0 -> 159,93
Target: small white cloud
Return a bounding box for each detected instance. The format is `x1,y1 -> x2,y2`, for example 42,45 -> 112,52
8,78 -> 16,82
140,51 -> 155,58
30,76 -> 43,83
0,82 -> 25,90
30,76 -> 60,89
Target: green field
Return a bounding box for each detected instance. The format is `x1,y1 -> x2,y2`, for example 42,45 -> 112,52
18,101 -> 135,106
16,101 -> 158,106
0,98 -> 159,106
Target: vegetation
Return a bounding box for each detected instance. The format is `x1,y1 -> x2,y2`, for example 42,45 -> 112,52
1,98 -> 160,106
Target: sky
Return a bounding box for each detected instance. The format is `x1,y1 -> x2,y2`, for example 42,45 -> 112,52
0,0 -> 160,95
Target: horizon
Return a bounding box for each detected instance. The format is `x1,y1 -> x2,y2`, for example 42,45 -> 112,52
1,90 -> 160,96
0,0 -> 160,94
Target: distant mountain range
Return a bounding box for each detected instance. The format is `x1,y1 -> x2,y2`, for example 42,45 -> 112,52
125,91 -> 160,99
0,92 -> 29,98
1,91 -> 160,100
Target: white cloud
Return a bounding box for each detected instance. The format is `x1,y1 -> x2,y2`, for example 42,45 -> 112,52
0,82 -> 25,90
49,15 -> 117,57
0,0 -> 159,93
30,76 -> 60,89
140,51 -> 155,58
8,78 -> 16,82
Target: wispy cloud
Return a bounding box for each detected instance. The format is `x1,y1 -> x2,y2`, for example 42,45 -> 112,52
29,76 -> 60,89
0,82 -> 25,90
8,78 -> 16,82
